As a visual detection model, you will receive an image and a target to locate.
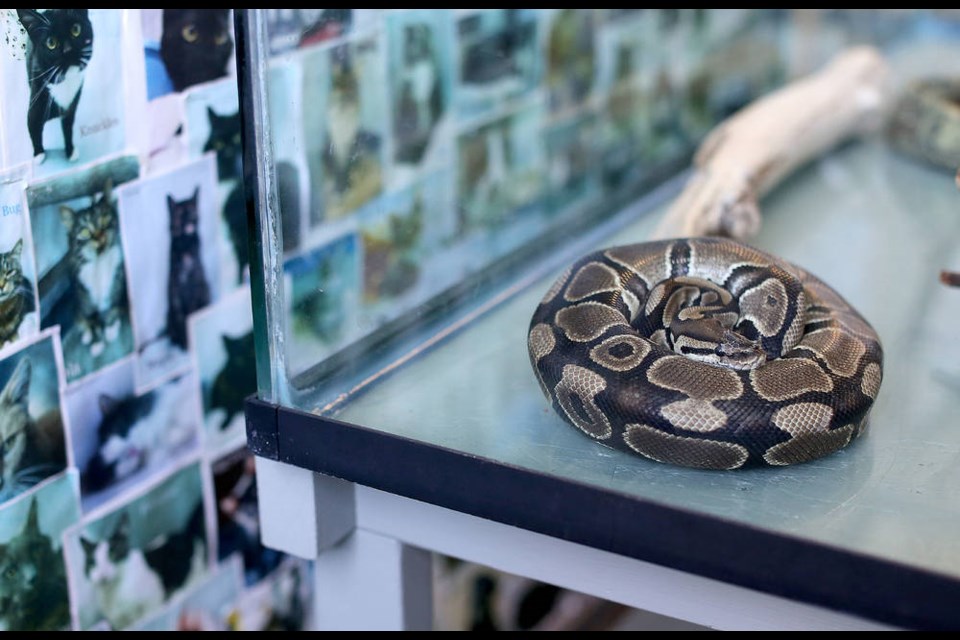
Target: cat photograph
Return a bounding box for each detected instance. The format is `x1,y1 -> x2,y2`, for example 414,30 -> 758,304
67,359 -> 200,510
17,9 -> 93,163
544,115 -> 599,213
184,78 -> 259,287
456,107 -> 545,237
132,556 -> 242,631
0,239 -> 37,349
284,233 -> 360,378
189,286 -> 254,452
66,464 -> 209,630
159,9 -> 233,94
6,10 -> 125,175
388,12 -> 450,169
0,475 -> 79,631
229,558 -> 311,631
28,157 -> 138,382
0,333 -> 67,505
213,449 -> 282,586
118,156 -> 219,389
0,173 -> 39,348
455,9 -> 539,118
302,40 -> 384,221
545,9 -> 596,114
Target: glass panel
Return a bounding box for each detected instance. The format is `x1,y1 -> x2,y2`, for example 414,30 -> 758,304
242,7 -> 960,584
243,9 -> 787,405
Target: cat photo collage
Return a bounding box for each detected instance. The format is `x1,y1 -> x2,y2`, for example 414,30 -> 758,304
261,9 -> 782,383
0,8 -> 311,631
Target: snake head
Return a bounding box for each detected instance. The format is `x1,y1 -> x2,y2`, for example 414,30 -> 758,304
714,329 -> 767,370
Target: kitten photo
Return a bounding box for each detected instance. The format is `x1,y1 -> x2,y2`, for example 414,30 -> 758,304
0,497 -> 71,631
159,9 -> 233,93
0,338 -> 67,504
79,502 -> 207,630
0,240 -> 36,349
17,9 -> 93,163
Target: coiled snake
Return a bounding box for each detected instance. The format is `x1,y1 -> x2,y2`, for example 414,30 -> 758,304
528,238 -> 883,470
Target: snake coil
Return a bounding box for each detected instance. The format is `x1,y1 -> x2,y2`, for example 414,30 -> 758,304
528,238 -> 883,470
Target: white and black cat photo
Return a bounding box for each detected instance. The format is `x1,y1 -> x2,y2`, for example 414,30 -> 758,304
0,332 -> 68,505
388,11 -> 451,172
4,10 -> 126,175
26,156 -> 139,382
0,473 -> 79,631
65,357 -> 201,512
65,463 -> 210,630
117,155 -> 220,390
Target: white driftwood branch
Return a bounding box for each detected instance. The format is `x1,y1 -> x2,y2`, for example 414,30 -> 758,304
654,46 -> 890,241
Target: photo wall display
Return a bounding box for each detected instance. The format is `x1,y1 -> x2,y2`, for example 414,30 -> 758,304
0,8 -> 313,631
263,9 -> 788,381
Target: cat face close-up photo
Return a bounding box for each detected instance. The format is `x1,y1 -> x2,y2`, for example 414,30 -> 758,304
160,9 -> 233,93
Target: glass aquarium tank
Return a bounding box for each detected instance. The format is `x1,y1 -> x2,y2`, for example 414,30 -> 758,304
238,10 -> 960,629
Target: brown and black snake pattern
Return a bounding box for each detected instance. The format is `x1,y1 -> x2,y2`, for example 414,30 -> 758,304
528,238 -> 883,470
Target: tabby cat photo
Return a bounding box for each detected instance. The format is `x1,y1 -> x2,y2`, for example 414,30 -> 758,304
28,159 -> 139,382
0,239 -> 36,349
0,495 -> 72,631
0,337 -> 67,504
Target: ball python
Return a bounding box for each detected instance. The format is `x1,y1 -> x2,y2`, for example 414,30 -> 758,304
528,237 -> 883,470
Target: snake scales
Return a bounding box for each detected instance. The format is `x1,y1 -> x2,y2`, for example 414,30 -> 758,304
528,238 -> 883,470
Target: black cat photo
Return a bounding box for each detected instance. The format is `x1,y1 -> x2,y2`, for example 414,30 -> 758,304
201,106 -> 249,283
208,330 -> 255,433
164,188 -> 212,351
17,9 -> 93,163
160,9 -> 233,93
117,156 -> 218,387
